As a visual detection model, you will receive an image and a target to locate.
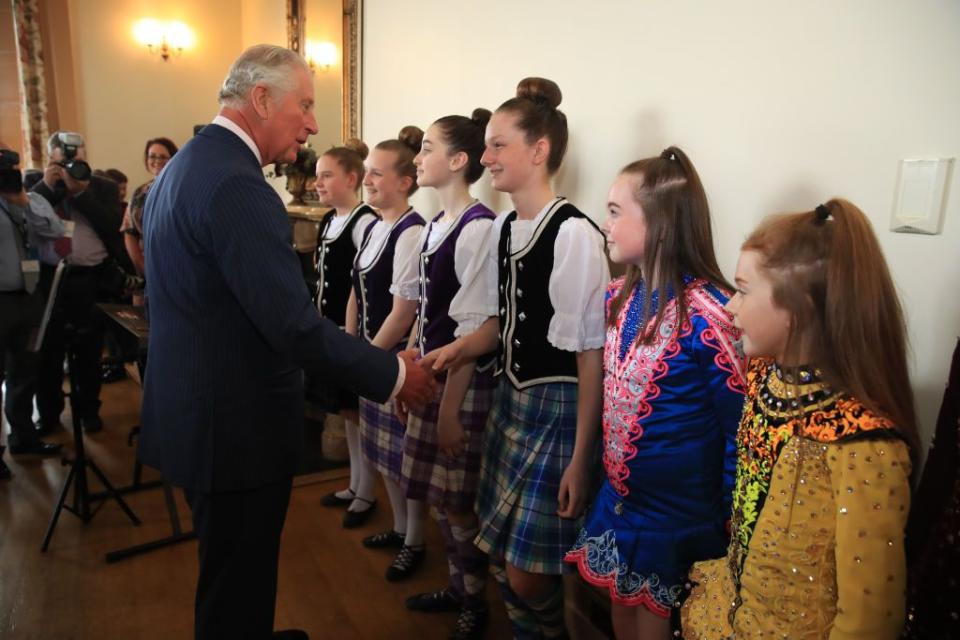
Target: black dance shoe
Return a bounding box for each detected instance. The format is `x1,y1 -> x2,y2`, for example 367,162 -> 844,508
362,529 -> 405,549
341,497 -> 376,529
405,587 -> 462,612
385,544 -> 426,582
320,488 -> 355,507
449,606 -> 489,640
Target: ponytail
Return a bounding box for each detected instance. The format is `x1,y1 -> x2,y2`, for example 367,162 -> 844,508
744,199 -> 919,457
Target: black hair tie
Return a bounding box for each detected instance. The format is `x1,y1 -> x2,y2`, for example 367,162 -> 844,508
815,204 -> 831,223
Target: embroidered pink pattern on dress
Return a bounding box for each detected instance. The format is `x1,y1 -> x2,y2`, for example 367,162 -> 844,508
602,280 -> 685,496
602,279 -> 745,497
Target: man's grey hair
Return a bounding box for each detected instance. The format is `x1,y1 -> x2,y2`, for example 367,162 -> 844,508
47,131 -> 85,155
218,44 -> 308,108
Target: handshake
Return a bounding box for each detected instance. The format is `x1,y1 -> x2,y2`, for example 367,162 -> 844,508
393,338 -> 472,413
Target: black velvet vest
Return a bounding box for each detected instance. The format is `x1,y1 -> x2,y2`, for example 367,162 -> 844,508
416,203 -> 495,355
315,203 -> 377,327
496,200 -> 601,388
352,209 -> 425,344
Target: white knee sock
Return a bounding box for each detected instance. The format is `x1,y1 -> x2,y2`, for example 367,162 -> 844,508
382,476 -> 408,534
348,453 -> 378,513
339,419 -> 362,498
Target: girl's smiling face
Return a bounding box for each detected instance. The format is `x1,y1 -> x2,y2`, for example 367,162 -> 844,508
363,148 -> 410,209
314,154 -> 357,208
480,111 -> 542,194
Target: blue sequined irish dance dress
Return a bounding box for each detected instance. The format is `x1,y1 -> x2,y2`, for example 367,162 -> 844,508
565,276 -> 746,616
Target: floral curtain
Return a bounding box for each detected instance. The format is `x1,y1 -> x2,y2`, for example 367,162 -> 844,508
12,0 -> 49,169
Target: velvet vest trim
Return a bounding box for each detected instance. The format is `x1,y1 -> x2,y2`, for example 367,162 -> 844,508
496,200 -> 600,388
352,209 -> 425,343
316,203 -> 377,327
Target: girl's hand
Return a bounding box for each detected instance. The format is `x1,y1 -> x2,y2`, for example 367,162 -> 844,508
437,410 -> 466,458
421,338 -> 465,373
557,458 -> 590,519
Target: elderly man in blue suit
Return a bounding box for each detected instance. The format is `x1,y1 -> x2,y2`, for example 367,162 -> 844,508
140,45 -> 435,640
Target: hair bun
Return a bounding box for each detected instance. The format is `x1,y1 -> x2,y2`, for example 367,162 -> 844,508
471,108 -> 492,129
343,137 -> 368,160
516,77 -> 562,110
398,125 -> 424,154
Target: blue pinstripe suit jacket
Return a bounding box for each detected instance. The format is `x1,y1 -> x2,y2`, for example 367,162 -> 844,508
139,124 -> 397,492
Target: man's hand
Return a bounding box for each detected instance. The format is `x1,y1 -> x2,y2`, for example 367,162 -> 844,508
42,163 -> 62,190
60,169 -> 89,196
395,349 -> 437,412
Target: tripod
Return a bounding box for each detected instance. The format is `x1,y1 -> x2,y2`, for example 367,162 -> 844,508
40,312 -> 140,552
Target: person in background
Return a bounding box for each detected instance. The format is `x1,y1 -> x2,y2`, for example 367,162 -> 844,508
0,142 -> 65,477
30,131 -> 133,435
121,137 -> 178,276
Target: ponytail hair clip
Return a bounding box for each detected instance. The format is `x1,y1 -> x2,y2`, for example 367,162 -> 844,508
815,204 -> 831,223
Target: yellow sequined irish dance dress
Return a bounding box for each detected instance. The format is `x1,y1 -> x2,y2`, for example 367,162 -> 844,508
681,359 -> 911,640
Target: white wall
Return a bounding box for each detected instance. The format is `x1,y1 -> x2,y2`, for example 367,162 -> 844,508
363,0 -> 960,455
66,0 -> 244,185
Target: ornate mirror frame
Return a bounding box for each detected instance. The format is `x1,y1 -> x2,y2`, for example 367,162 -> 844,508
288,0 -> 362,140
341,0 -> 362,140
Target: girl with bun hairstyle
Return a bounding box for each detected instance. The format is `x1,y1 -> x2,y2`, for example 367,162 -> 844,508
399,108 -> 498,640
424,78 -> 609,639
681,199 -> 917,639
350,126 -> 429,581
563,148 -> 746,640
313,139 -> 380,524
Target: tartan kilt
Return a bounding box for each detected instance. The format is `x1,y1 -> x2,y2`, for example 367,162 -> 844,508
399,364 -> 495,512
474,378 -> 581,575
359,398 -> 405,482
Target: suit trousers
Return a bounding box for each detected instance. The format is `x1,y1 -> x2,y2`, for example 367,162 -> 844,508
0,290 -> 43,447
185,477 -> 294,640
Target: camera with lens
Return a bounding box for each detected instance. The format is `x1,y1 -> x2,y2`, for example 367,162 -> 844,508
55,132 -> 92,181
0,148 -> 23,193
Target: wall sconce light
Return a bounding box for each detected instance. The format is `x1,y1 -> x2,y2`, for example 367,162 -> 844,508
305,41 -> 337,72
133,19 -> 195,61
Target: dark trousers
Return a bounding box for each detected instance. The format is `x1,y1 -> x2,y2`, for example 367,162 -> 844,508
185,477 -> 294,640
37,263 -> 105,423
0,290 -> 43,447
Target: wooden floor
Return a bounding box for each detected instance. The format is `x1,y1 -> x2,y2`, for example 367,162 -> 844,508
0,377 -> 608,639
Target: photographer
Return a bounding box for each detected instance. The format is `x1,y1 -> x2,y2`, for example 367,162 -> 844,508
29,132 -> 135,435
0,145 -> 65,478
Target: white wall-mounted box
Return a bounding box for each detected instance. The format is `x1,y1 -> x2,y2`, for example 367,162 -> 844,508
890,158 -> 954,235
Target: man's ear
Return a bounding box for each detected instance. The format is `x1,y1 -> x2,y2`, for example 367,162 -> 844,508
250,84 -> 272,119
